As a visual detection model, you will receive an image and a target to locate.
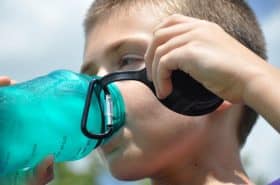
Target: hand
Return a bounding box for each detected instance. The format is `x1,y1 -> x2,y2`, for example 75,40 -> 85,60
145,14 -> 265,103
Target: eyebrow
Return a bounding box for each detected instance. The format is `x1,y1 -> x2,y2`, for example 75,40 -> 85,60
80,61 -> 98,74
81,37 -> 149,74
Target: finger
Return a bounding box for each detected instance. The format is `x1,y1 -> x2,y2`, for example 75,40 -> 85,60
145,14 -> 200,80
152,31 -> 196,98
154,14 -> 199,32
156,43 -> 199,99
156,49 -> 183,99
29,156 -> 54,185
0,76 -> 12,86
152,48 -> 160,96
145,22 -> 198,80
156,59 -> 173,99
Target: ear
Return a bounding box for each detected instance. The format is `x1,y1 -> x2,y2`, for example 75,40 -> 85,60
215,100 -> 233,112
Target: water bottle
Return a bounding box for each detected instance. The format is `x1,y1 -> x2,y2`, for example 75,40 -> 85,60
0,168 -> 35,185
0,67 -> 222,181
0,70 -> 126,176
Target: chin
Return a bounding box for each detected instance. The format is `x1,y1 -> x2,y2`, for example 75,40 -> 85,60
109,166 -> 146,181
107,158 -> 153,181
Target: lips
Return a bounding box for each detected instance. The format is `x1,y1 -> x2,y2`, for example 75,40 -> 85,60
101,129 -> 124,154
102,141 -> 120,154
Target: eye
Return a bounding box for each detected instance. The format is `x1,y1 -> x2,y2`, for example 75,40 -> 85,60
119,54 -> 144,70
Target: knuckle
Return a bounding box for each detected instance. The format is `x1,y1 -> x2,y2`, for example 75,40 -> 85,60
209,21 -> 220,29
153,29 -> 164,41
170,14 -> 183,19
197,20 -> 214,31
159,54 -> 171,69
192,21 -> 215,38
202,20 -> 221,30
154,45 -> 165,59
199,19 -> 212,26
159,55 -> 168,66
190,27 -> 204,38
193,26 -> 203,34
184,43 -> 199,59
152,30 -> 166,48
164,14 -> 183,24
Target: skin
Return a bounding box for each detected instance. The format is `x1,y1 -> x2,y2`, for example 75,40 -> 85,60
28,156 -> 54,185
145,14 -> 280,132
83,5 -> 252,185
0,76 -> 13,86
0,77 -> 54,185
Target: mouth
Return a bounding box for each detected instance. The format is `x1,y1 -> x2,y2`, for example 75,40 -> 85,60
102,142 -> 121,155
101,129 -> 124,155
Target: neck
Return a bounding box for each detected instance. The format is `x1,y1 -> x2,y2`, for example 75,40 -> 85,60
151,148 -> 251,185
151,162 -> 251,185
150,119 -> 252,185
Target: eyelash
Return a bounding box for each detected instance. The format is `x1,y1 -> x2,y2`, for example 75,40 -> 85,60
119,55 -> 144,69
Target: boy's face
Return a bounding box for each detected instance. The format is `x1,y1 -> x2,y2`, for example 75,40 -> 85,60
83,5 -> 221,180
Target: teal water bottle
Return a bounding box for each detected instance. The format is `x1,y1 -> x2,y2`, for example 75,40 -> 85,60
0,70 -> 126,176
0,167 -> 35,185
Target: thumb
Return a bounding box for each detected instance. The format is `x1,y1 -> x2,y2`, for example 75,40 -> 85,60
0,76 -> 12,86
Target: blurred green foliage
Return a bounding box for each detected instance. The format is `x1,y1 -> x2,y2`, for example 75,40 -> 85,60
49,153 -> 101,185
50,163 -> 98,185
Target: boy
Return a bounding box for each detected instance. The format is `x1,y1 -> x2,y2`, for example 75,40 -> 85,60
5,0 -> 279,184
80,0 -> 275,184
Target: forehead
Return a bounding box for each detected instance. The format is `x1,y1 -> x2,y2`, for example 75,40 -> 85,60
84,5 -> 163,64
90,2 -> 165,35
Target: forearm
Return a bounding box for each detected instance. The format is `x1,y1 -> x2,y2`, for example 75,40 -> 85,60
243,61 -> 280,132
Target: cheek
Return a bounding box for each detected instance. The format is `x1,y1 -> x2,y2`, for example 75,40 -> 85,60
117,81 -> 170,135
118,82 -> 197,156
116,81 -> 204,146
116,81 -> 162,119
108,82 -> 210,179
116,81 -> 170,148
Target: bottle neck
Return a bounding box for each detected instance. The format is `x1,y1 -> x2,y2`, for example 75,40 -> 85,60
98,82 -> 125,145
106,83 -> 126,132
79,73 -> 125,144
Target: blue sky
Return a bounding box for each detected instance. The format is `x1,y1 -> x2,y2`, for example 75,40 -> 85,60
0,1 -> 279,185
248,0 -> 280,21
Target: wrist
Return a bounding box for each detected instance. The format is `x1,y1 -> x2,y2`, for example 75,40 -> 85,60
242,58 -> 275,107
